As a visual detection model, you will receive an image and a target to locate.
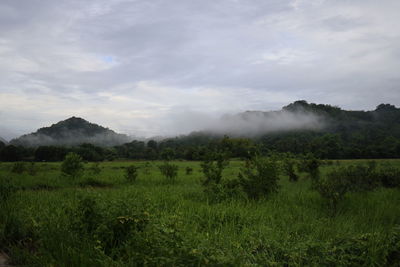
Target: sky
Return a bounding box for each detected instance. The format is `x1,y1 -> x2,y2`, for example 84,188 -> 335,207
1,0 -> 400,140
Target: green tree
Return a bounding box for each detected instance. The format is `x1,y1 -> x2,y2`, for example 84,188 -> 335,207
158,162 -> 178,182
238,156 -> 280,199
125,165 -> 139,183
61,152 -> 84,178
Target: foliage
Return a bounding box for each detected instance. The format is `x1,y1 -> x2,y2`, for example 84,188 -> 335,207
125,165 -> 139,183
200,152 -> 229,186
142,162 -> 151,175
282,157 -> 299,182
315,168 -> 350,216
185,167 -> 193,175
158,162 -> 179,182
160,148 -> 175,161
1,160 -> 400,266
377,166 -> 400,188
334,164 -> 380,192
299,155 -> 320,187
61,152 -> 84,178
0,176 -> 16,202
238,156 -> 280,199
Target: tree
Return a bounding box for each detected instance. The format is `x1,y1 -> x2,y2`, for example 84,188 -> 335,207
158,162 -> 178,182
125,165 -> 139,183
61,152 -> 84,178
238,156 -> 280,199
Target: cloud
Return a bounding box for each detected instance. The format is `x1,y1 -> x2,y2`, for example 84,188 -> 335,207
0,0 -> 399,139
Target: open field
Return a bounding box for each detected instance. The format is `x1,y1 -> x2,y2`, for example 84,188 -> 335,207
1,159 -> 400,266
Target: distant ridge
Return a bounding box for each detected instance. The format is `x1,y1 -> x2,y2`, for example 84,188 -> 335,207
10,117 -> 130,147
0,136 -> 7,145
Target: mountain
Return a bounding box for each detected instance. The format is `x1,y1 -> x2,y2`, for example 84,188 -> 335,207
0,137 -> 7,145
10,117 -> 130,147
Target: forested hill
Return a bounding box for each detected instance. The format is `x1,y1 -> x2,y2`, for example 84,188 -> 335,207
146,100 -> 400,159
252,101 -> 400,158
1,101 -> 400,161
0,137 -> 7,145
10,117 -> 130,147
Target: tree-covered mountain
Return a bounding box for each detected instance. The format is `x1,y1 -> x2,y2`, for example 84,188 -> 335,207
0,137 -> 7,146
10,117 -> 130,147
1,101 -> 400,161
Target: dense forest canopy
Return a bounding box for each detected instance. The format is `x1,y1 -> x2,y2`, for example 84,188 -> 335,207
1,101 -> 400,161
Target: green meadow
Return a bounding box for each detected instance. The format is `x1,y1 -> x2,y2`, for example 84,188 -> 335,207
1,159 -> 400,266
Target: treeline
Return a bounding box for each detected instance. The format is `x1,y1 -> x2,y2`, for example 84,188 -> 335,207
1,101 -> 400,161
0,136 -> 257,162
1,131 -> 400,162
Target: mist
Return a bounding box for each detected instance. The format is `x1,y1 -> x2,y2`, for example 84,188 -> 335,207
163,109 -> 325,138
10,131 -> 130,147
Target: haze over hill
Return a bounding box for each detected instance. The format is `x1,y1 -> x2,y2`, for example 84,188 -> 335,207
7,101 -> 400,148
10,117 -> 130,147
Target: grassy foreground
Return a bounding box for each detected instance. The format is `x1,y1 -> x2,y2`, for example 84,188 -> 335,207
1,159 -> 400,266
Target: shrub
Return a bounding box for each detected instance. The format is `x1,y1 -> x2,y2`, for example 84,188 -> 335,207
125,165 -> 139,183
61,152 -> 84,179
282,158 -> 299,182
200,152 -> 228,186
185,167 -> 193,175
298,155 -> 320,187
69,196 -> 101,235
142,162 -> 151,175
378,166 -> 400,188
11,162 -> 25,174
315,168 -> 350,216
27,162 -> 37,176
0,176 -> 16,202
238,156 -> 280,200
158,162 -> 178,182
341,165 -> 380,192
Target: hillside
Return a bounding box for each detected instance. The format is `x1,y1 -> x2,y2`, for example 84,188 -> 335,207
10,117 -> 130,147
0,137 -> 7,145
148,101 -> 400,159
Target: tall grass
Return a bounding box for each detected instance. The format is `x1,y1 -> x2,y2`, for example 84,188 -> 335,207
0,160 -> 399,265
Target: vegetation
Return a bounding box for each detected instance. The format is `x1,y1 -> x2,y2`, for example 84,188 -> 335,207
1,101 -> 400,265
238,156 -> 280,199
61,152 -> 85,179
124,165 -> 139,183
0,159 -> 399,266
158,162 -> 179,182
1,101 -> 400,163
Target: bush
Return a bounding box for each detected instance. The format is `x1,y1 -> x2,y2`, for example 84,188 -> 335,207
0,176 -> 16,202
61,153 -> 84,178
158,162 -> 178,182
378,166 -> 400,188
282,158 -> 299,182
238,156 -> 280,200
125,165 -> 139,183
27,162 -> 37,176
200,152 -> 228,186
340,164 -> 380,192
185,167 -> 193,175
142,162 -> 151,175
315,168 -> 350,216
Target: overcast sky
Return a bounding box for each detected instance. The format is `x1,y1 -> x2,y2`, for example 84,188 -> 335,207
1,0 -> 400,140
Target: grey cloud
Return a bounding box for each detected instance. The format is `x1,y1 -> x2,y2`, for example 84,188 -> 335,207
0,0 -> 400,139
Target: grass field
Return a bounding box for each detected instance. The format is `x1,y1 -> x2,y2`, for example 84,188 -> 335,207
1,159 -> 400,266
